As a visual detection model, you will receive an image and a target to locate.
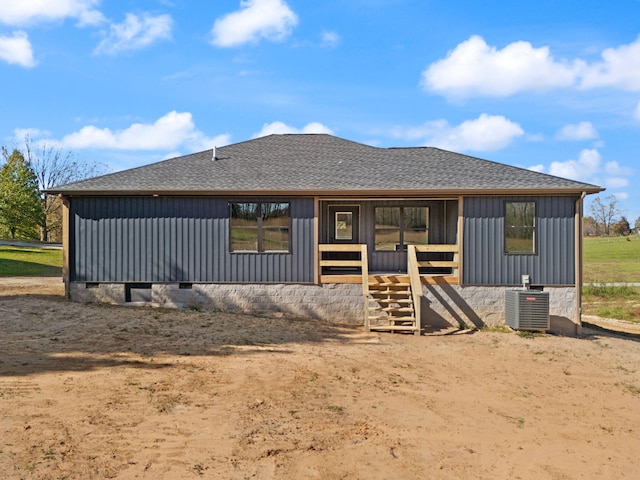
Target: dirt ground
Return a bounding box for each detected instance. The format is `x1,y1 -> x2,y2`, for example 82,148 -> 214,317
1,279 -> 640,479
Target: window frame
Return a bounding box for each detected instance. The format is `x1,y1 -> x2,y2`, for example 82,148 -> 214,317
374,206 -> 429,252
229,201 -> 291,253
504,200 -> 537,255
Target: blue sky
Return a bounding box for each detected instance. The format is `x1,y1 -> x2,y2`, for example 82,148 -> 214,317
1,0 -> 639,221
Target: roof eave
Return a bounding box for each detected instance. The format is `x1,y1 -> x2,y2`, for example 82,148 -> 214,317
48,186 -> 605,197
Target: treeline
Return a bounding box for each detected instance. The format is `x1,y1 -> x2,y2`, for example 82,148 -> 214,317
585,195 -> 639,237
0,139 -> 104,242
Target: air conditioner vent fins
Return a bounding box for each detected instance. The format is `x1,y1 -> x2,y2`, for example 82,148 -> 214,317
505,290 -> 550,331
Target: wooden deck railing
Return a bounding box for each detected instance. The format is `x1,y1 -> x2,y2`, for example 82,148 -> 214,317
407,245 -> 422,336
413,244 -> 459,284
318,243 -> 460,284
318,244 -> 369,285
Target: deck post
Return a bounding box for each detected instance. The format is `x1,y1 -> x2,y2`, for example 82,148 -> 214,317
407,245 -> 422,336
361,244 -> 370,332
313,196 -> 320,284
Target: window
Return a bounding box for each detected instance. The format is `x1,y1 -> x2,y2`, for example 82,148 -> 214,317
374,206 -> 428,251
230,202 -> 290,252
505,201 -> 536,254
403,207 -> 429,247
335,211 -> 353,240
374,207 -> 400,250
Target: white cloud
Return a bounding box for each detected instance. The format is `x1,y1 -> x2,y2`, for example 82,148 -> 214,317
0,0 -> 105,27
253,121 -> 333,137
423,35 -> 640,99
13,127 -> 51,140
555,121 -> 598,141
604,160 -> 633,177
11,128 -> 65,152
549,148 -> 601,181
62,111 -> 230,152
0,31 -> 36,67
528,164 -> 545,173
211,0 -> 298,47
94,13 -> 172,55
320,30 -> 340,48
542,149 -> 634,191
614,192 -> 629,201
604,177 -> 629,189
390,114 -> 524,152
580,36 -> 640,91
634,101 -> 640,121
422,35 -> 581,98
188,132 -> 232,153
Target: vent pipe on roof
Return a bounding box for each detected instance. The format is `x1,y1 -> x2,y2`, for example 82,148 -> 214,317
212,146 -> 217,161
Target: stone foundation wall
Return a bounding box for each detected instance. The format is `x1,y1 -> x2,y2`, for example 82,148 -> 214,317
69,282 -> 578,334
70,282 -> 365,324
420,284 -> 577,335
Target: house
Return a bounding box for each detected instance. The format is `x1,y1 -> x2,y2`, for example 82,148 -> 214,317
48,134 -> 603,335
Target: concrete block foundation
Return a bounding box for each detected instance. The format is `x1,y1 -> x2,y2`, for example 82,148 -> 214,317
69,282 -> 578,335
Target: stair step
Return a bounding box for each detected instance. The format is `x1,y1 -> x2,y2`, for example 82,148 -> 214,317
369,289 -> 411,295
368,275 -> 410,283
369,306 -> 414,313
369,282 -> 411,288
369,316 -> 415,323
372,298 -> 413,304
387,316 -> 416,321
369,325 -> 418,332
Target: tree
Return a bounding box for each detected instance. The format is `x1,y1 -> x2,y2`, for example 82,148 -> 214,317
635,217 -> 640,235
22,137 -> 105,242
0,148 -> 43,239
589,195 -> 621,236
613,216 -> 631,236
583,215 -> 598,236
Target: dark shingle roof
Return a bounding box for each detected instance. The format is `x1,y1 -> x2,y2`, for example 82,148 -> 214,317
48,134 -> 603,195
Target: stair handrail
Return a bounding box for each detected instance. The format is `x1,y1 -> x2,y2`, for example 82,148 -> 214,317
413,244 -> 459,280
407,245 -> 422,336
361,244 -> 370,332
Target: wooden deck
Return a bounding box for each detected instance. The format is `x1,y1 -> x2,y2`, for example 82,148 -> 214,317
319,274 -> 459,285
318,244 -> 460,335
319,244 -> 460,285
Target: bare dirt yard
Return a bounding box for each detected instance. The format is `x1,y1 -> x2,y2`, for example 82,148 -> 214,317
1,278 -> 640,479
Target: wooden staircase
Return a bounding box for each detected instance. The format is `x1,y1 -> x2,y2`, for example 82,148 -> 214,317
319,243 -> 462,336
366,275 -> 419,334
318,243 -> 426,336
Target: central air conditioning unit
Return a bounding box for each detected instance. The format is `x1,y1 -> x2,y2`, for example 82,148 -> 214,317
505,290 -> 550,331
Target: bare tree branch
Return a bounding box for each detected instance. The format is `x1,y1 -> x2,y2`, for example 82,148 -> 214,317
589,195 -> 621,236
20,136 -> 106,241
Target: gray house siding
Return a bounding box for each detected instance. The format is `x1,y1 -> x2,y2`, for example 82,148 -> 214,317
70,196 -> 315,283
320,199 -> 459,272
462,196 -> 577,286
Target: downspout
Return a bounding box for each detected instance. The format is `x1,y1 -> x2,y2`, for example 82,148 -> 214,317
575,192 -> 586,337
60,195 -> 71,299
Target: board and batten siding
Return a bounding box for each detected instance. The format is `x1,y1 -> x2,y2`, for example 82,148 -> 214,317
462,196 -> 578,286
69,196 -> 315,283
320,199 -> 459,272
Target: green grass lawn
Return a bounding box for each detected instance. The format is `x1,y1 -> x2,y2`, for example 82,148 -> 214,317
583,236 -> 640,284
582,236 -> 640,322
0,245 -> 62,276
